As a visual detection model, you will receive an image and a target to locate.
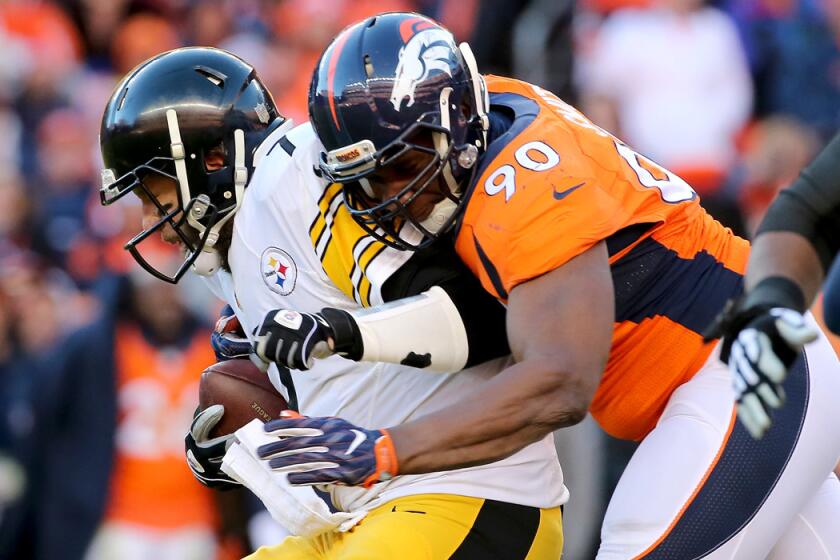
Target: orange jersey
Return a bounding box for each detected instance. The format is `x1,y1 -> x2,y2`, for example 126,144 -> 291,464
106,323 -> 217,529
455,76 -> 750,441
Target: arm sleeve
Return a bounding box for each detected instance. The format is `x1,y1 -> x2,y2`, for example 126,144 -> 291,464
380,242 -> 510,368
757,131 -> 840,272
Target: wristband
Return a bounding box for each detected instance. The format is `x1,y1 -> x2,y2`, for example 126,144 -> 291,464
743,276 -> 807,314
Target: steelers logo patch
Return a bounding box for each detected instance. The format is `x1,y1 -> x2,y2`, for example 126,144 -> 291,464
261,247 -> 297,296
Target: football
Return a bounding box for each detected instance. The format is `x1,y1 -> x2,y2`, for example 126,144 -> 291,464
198,358 -> 289,438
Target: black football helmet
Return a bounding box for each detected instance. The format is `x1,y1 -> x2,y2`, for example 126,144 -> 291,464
100,47 -> 283,282
309,12 -> 489,250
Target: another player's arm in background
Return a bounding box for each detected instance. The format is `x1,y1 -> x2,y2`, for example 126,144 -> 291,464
389,241 -> 613,473
743,131 -> 840,315
706,131 -> 840,438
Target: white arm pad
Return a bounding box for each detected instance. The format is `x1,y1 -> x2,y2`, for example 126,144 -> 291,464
348,286 -> 469,373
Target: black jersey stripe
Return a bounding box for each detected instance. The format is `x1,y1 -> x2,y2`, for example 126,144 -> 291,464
641,351 -> 809,559
611,236 -> 743,335
449,499 -> 541,559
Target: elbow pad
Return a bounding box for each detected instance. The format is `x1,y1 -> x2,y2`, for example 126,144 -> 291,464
327,287 -> 469,373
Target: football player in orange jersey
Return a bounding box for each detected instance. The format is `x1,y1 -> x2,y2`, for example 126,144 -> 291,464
252,12 -> 840,559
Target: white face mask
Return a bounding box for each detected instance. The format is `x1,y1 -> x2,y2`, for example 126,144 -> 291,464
419,197 -> 459,234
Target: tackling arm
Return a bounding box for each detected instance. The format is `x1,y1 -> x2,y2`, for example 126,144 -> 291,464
342,242 -> 511,372
256,242 -> 614,485
389,242 -> 613,473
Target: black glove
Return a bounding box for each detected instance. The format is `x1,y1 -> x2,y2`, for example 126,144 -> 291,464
185,405 -> 240,490
251,308 -> 363,370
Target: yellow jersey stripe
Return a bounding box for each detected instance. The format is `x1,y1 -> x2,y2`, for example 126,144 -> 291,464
307,182 -> 392,307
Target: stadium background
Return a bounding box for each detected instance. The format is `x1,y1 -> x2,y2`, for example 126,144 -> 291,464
0,0 -> 838,558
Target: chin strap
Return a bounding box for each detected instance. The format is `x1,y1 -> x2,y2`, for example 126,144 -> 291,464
419,198 -> 459,234
192,249 -> 222,276
434,86 -> 464,204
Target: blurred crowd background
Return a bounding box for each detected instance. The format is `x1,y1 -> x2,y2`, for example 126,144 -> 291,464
1,0 -> 839,558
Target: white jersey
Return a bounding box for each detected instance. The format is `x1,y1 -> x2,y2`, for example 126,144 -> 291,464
202,121 -> 567,513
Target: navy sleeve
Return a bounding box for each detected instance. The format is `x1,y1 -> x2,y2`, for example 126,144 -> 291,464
37,317 -> 117,560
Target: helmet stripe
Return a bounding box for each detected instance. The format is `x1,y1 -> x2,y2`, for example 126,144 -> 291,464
399,17 -> 435,42
327,29 -> 354,131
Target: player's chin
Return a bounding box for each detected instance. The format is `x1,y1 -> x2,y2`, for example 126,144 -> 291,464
162,226 -> 200,253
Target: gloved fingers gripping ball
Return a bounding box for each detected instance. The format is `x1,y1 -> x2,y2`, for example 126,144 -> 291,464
185,405 -> 239,490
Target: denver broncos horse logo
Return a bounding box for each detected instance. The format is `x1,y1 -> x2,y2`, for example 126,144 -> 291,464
390,18 -> 455,111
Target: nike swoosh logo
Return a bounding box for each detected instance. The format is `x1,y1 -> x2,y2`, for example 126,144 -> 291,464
346,429 -> 367,455
390,506 -> 426,514
553,182 -> 585,200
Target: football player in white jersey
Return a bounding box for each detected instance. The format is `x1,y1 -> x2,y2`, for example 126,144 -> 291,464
98,47 -> 566,559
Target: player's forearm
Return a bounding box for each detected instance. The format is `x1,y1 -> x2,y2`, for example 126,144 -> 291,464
746,231 -> 824,307
388,357 -> 592,474
756,130 -> 840,274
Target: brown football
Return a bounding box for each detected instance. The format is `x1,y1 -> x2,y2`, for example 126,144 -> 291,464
198,358 -> 289,438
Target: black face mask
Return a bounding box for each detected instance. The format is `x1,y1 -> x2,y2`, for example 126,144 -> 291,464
102,162 -> 218,283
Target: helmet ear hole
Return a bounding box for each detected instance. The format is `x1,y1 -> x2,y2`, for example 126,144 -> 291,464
460,98 -> 472,120
204,143 -> 227,172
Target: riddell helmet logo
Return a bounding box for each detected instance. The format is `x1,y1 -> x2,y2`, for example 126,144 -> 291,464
389,19 -> 456,111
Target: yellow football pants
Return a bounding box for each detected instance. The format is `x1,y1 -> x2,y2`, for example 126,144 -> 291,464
246,493 -> 563,560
